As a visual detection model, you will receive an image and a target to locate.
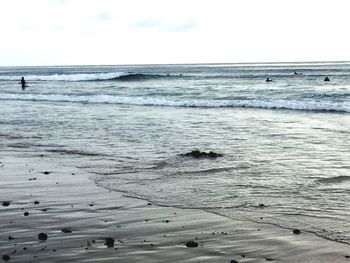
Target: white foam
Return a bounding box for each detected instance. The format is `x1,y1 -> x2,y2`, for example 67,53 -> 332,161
0,72 -> 125,81
0,93 -> 349,113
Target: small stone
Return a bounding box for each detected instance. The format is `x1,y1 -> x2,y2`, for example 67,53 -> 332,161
293,229 -> 301,235
2,255 -> 10,261
38,232 -> 48,241
185,240 -> 198,248
105,237 -> 115,248
61,228 -> 72,233
23,212 -> 29,216
2,201 -> 10,206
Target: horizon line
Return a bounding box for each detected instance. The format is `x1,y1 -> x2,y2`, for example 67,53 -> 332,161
1,60 -> 350,68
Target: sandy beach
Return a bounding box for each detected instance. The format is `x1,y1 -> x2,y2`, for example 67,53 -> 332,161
0,150 -> 349,263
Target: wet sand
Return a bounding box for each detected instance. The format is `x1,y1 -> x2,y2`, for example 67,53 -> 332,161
1,151 -> 350,263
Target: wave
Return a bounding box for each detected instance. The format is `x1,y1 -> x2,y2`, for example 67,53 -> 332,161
0,72 -> 174,82
0,93 -> 349,113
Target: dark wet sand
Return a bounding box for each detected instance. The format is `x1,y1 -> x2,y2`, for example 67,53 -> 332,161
1,151 -> 350,262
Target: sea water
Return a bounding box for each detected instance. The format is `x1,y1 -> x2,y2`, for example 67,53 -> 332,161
0,62 -> 349,244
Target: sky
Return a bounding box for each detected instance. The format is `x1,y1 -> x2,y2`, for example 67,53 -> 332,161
1,0 -> 350,66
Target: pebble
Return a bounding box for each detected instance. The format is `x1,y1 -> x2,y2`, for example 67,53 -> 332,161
2,255 -> 10,261
293,229 -> 301,235
185,240 -> 198,248
105,237 -> 115,248
38,232 -> 48,241
61,228 -> 72,233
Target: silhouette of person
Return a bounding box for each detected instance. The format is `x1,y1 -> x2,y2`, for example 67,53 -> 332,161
266,77 -> 272,82
21,77 -> 27,90
324,76 -> 330,82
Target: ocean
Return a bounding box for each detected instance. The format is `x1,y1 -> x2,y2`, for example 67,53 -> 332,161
1,62 -> 349,244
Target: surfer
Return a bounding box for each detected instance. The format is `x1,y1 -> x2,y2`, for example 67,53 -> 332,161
21,77 -> 27,90
266,77 -> 273,82
324,76 -> 330,82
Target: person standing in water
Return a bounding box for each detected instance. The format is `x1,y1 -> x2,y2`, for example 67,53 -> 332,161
21,76 -> 27,90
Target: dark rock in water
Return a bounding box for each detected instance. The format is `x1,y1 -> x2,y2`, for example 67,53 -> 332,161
266,258 -> 275,261
185,240 -> 198,248
181,150 -> 223,159
105,237 -> 115,248
43,171 -> 50,175
61,228 -> 72,233
2,201 -> 10,206
258,203 -> 265,208
230,260 -> 238,263
23,212 -> 29,216
38,232 -> 48,241
293,229 -> 301,235
2,255 -> 10,261
34,201 -> 40,205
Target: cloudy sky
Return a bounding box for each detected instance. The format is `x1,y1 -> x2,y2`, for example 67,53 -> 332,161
1,0 -> 350,66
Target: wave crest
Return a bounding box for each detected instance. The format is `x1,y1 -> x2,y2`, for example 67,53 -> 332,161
0,72 -> 172,82
0,93 -> 349,113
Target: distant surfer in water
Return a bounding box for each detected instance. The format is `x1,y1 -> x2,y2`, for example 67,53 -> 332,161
324,76 -> 330,82
266,77 -> 273,82
21,77 -> 27,90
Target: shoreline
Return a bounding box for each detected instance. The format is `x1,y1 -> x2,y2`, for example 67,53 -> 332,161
1,151 -> 350,262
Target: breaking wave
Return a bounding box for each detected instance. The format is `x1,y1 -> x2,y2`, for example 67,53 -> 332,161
0,72 -> 172,82
0,93 -> 349,113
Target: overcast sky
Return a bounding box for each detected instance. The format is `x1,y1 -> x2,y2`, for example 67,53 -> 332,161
1,0 -> 350,66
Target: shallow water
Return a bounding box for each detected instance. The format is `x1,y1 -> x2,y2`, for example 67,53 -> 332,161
1,62 -> 350,244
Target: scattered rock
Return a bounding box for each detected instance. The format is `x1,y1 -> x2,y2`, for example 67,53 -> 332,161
2,255 -> 10,261
147,202 -> 152,205
2,201 -> 10,207
34,201 -> 40,205
61,228 -> 72,233
266,258 -> 274,261
105,237 -> 115,248
258,203 -> 265,208
185,240 -> 198,248
23,212 -> 29,216
293,229 -> 301,235
38,232 -> 48,241
181,150 -> 223,159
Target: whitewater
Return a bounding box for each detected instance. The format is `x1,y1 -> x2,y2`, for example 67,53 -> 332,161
1,62 -> 350,244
